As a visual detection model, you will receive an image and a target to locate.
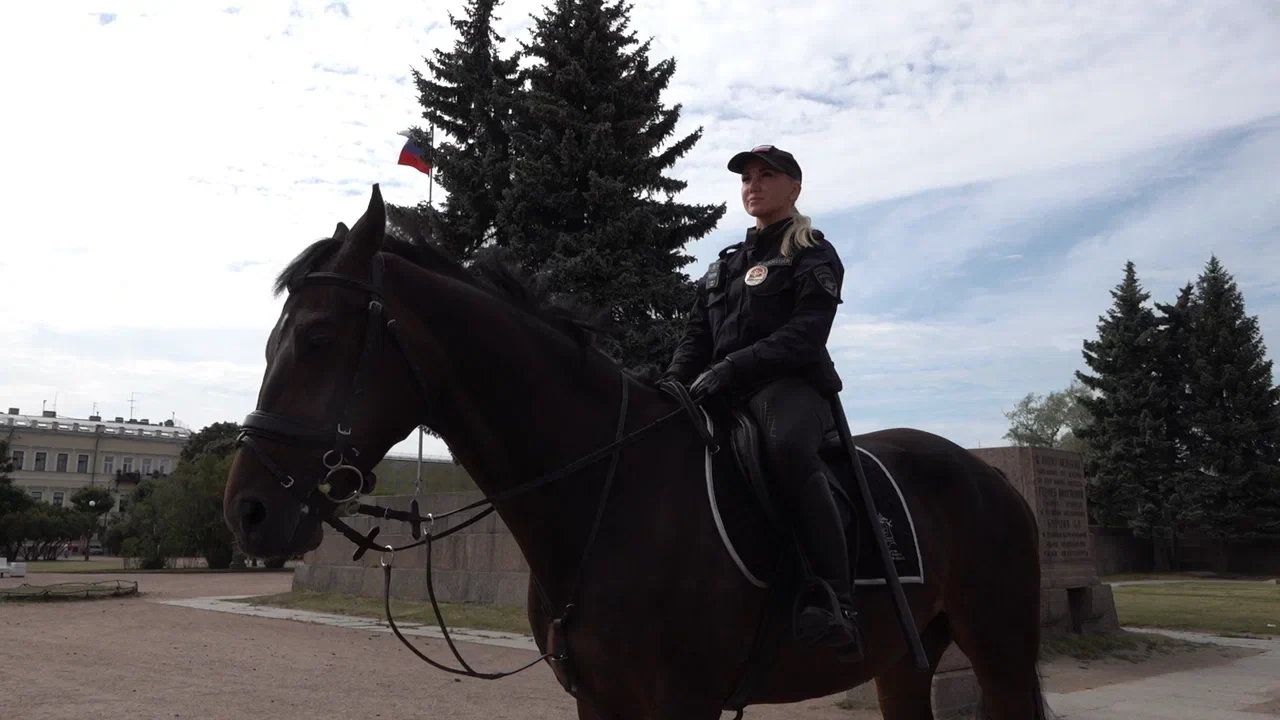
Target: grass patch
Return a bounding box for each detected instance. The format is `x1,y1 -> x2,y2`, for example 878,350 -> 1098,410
232,590 -> 533,635
24,563 -> 292,575
1113,581 -> 1280,637
1039,630 -> 1200,663
0,579 -> 139,601
26,558 -> 127,573
1101,572 -> 1208,583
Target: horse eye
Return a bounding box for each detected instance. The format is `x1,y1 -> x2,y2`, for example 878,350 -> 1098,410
307,332 -> 335,347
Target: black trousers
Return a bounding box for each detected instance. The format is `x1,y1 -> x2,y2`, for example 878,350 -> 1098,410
743,375 -> 834,513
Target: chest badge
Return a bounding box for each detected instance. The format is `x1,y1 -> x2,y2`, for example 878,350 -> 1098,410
744,265 -> 768,286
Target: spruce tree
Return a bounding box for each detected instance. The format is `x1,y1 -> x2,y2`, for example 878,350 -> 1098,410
388,0 -> 519,262
496,0 -> 726,374
1074,261 -> 1167,528
1145,282 -> 1197,562
1180,256 -> 1280,542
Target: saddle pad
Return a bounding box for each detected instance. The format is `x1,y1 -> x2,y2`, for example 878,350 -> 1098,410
848,447 -> 924,586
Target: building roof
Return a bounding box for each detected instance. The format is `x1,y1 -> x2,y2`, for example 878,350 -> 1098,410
2,409 -> 192,442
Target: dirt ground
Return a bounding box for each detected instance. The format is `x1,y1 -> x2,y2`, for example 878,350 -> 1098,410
1,571 -> 867,720
0,571 -> 1262,719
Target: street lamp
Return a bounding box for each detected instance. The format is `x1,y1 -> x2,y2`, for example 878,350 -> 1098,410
85,499 -> 97,561
85,499 -> 107,560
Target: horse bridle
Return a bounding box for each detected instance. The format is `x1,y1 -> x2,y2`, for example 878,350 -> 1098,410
237,253 -> 409,517
233,249 -> 716,682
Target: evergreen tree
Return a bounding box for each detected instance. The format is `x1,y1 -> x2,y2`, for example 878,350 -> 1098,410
1074,261 -> 1168,528
1143,282 -> 1197,562
496,0 -> 726,374
1179,256 -> 1280,542
388,0 -> 520,262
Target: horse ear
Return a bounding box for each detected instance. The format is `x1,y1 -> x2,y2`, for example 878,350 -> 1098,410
333,221 -> 350,241
345,184 -> 386,253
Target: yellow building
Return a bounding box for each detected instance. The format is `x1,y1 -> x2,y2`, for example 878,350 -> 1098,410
2,407 -> 192,514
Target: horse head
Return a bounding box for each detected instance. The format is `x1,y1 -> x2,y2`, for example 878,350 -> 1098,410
223,184 -> 433,559
223,183 -> 636,561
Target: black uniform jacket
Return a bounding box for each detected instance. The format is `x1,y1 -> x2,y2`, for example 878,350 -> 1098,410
666,217 -> 845,396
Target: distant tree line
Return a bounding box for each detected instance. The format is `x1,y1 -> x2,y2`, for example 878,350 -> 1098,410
1003,256 -> 1280,566
0,444 -> 113,562
102,421 -> 262,569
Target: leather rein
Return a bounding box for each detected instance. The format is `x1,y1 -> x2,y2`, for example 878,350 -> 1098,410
234,251 -> 715,681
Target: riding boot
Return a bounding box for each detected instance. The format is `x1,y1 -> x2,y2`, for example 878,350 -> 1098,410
791,469 -> 863,663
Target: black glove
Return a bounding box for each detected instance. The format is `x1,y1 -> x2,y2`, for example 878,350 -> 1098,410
689,359 -> 736,400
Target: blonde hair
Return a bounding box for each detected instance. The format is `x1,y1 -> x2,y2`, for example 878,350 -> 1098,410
780,207 -> 817,256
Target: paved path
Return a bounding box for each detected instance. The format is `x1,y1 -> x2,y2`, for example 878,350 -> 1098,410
1046,629 -> 1280,719
157,595 -> 541,652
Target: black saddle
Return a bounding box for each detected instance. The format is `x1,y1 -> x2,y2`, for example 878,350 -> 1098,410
722,406 -> 856,537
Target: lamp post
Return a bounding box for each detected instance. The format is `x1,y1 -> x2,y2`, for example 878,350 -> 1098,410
86,499 -> 100,561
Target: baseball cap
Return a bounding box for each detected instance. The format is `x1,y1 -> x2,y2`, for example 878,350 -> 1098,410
727,144 -> 802,181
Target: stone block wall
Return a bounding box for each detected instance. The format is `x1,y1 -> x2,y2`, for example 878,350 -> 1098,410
293,491 -> 532,607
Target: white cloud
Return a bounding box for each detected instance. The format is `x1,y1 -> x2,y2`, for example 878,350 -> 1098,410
0,0 -> 1276,461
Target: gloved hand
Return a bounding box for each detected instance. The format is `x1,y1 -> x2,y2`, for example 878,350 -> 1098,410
689,359 -> 736,400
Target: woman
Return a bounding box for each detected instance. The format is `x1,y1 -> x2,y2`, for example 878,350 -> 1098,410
663,145 -> 861,662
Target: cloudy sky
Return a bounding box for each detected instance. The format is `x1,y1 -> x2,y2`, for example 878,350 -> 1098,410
2,1 -> 1277,462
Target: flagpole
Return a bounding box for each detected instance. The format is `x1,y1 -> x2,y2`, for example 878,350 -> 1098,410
415,121 -> 434,493
427,122 -> 435,208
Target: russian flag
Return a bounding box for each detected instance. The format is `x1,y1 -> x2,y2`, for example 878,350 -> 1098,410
396,130 -> 432,175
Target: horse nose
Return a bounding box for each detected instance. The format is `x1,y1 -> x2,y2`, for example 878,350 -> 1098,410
238,495 -> 268,537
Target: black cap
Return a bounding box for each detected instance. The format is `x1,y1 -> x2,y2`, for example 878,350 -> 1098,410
727,144 -> 802,181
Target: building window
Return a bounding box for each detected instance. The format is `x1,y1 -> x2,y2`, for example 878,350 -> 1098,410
52,491 -> 64,507
34,452 -> 47,471
56,453 -> 69,472
9,450 -> 22,470
122,457 -> 134,473
103,455 -> 115,474
158,458 -> 171,476
31,490 -> 43,502
77,454 -> 90,473
142,457 -> 153,475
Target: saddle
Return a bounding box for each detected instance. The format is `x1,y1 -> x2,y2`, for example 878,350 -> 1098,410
722,406 -> 857,537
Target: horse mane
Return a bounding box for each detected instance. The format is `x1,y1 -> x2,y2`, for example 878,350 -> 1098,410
271,232 -> 611,352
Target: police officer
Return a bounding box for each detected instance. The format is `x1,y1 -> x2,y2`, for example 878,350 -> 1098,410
663,145 -> 862,662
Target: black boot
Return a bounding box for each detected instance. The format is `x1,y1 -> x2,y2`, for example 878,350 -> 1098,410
790,470 -> 863,663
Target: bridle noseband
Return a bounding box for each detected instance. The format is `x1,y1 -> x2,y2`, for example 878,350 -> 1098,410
232,249 -> 715,683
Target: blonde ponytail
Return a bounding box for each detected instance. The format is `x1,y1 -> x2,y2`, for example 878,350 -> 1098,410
780,207 -> 817,256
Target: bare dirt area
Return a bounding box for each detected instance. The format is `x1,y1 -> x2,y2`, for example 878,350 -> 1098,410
2,571 -> 1266,719
1,572 -> 864,720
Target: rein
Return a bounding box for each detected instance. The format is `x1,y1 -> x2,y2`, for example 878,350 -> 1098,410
235,250 -> 713,682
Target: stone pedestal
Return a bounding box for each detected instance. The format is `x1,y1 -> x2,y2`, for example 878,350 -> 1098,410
843,646 -> 979,718
969,446 -> 1120,636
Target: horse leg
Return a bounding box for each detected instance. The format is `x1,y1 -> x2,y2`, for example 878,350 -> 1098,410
947,587 -> 1050,720
873,613 -> 953,720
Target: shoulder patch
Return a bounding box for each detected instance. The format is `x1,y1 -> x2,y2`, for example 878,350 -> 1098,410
812,264 -> 840,300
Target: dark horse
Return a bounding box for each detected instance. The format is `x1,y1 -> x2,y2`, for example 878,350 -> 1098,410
223,185 -> 1051,720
